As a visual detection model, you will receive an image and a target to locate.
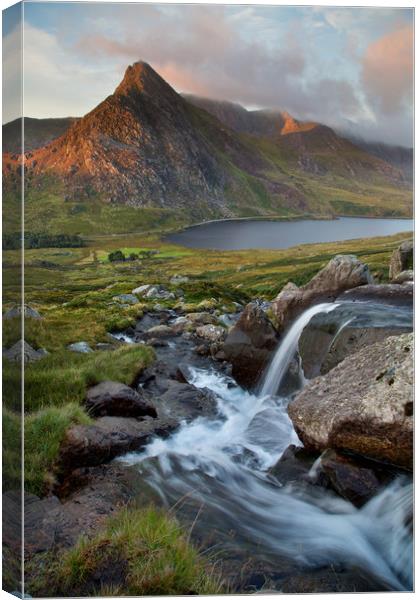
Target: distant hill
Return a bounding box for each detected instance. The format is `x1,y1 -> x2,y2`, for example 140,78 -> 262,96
2,117 -> 77,153
2,62 -> 413,234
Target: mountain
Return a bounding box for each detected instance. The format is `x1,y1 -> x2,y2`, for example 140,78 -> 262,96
2,117 -> 78,153
345,136 -> 413,182
2,62 -> 413,231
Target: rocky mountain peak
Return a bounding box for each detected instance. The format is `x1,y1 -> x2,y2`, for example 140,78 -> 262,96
114,60 -> 176,101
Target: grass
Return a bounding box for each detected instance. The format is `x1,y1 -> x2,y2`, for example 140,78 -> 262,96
26,505 -> 224,597
24,403 -> 92,496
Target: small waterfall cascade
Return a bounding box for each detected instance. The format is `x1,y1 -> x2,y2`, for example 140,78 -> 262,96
119,299 -> 413,591
260,302 -> 340,397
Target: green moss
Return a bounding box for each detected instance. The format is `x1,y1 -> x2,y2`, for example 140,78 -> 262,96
26,505 -> 224,597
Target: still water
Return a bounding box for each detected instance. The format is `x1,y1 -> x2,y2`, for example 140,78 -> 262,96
167,217 -> 413,250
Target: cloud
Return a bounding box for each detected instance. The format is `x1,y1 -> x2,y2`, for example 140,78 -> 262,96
362,25 -> 413,115
3,24 -> 22,123
13,5 -> 414,146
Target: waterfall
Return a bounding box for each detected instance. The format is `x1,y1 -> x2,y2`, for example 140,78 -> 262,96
260,302 -> 340,397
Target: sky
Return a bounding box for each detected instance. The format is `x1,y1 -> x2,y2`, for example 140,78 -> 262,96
2,2 -> 414,146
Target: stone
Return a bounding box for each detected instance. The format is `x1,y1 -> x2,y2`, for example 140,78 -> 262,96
389,240 -> 413,280
272,255 -> 373,332
269,444 -> 318,485
341,283 -> 413,306
3,304 -> 42,320
144,324 -> 174,338
170,274 -> 189,285
223,302 -> 279,389
57,416 -> 178,473
68,341 -> 93,353
85,381 -> 157,418
317,449 -> 381,507
195,324 -> 226,343
132,284 -> 153,295
3,340 -> 47,363
391,270 -> 414,284
185,312 -> 219,325
288,333 -> 413,468
154,381 -> 218,422
112,293 -> 139,305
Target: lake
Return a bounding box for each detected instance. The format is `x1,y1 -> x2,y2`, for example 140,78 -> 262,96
167,217 -> 414,250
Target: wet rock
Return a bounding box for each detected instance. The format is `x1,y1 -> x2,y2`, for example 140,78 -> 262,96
156,381 -> 218,422
288,333 -> 413,468
112,293 -> 139,305
320,325 -> 411,375
85,381 -> 157,418
341,283 -> 413,306
281,567 -> 386,593
195,324 -> 226,343
144,324 -> 174,338
392,270 -> 414,284
3,340 -> 48,363
57,416 -> 178,473
185,312 -> 219,326
269,444 -> 318,485
68,341 -> 93,353
223,302 -> 279,389
389,240 -> 413,281
316,449 -> 380,507
171,316 -> 190,333
272,255 -> 373,332
3,304 -> 42,320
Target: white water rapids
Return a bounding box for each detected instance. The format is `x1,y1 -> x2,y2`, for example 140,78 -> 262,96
120,302 -> 413,591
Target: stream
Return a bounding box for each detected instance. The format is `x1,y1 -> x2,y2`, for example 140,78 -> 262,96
118,300 -> 413,592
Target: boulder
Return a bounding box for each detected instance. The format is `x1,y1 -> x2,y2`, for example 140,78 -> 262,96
272,255 -> 373,332
389,240 -> 413,280
316,449 -> 381,507
156,381 -> 218,422
269,444 -> 318,485
3,340 -> 47,363
144,324 -> 174,338
341,283 -> 413,306
223,302 -> 279,389
288,333 -> 413,468
68,341 -> 93,353
3,304 -> 42,320
132,284 -> 153,295
392,270 -> 414,284
185,312 -> 219,325
57,416 -> 177,473
195,324 -> 226,343
112,293 -> 139,305
85,381 -> 157,418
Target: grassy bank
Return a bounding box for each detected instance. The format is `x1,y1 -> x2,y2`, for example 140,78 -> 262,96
26,504 -> 224,596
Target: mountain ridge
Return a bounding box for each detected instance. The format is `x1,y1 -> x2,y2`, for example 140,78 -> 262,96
2,61 -> 413,227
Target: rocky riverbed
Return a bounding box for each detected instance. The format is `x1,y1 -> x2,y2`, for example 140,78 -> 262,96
11,242 -> 413,595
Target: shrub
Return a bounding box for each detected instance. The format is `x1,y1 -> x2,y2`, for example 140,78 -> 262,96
108,250 -> 125,262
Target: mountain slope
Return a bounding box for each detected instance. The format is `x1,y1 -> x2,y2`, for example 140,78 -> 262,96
2,62 -> 413,232
2,117 -> 78,153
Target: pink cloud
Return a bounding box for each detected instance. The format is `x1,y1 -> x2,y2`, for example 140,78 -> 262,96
362,25 -> 413,114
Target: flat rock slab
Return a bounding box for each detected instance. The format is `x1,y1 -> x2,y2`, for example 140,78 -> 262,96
341,283 -> 413,306
57,416 -> 178,473
288,333 -> 413,468
85,380 -> 157,418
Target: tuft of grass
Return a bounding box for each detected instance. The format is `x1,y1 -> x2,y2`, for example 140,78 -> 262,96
21,345 -> 154,413
26,505 -> 225,597
24,402 -> 92,496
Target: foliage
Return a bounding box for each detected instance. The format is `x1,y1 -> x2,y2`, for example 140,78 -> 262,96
108,249 -> 126,262
3,232 -> 85,250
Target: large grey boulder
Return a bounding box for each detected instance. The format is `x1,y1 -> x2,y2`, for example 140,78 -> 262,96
195,324 -> 226,343
68,341 -> 93,354
223,302 -> 279,389
389,240 -> 413,281
112,293 -> 139,305
288,333 -> 413,468
85,381 -> 157,418
3,304 -> 42,320
272,255 -> 373,332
